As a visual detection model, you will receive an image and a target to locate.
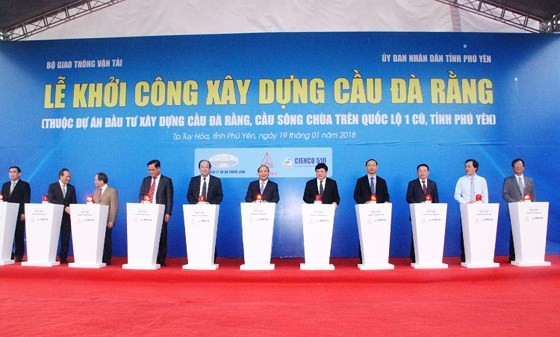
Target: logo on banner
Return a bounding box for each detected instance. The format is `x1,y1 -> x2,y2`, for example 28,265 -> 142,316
261,152 -> 274,168
282,158 -> 293,168
209,153 -> 239,168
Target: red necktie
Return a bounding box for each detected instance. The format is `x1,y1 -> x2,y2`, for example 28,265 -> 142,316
148,179 -> 156,202
422,180 -> 427,195
99,189 -> 103,202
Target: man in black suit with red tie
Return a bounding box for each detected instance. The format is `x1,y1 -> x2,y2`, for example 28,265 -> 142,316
138,159 -> 174,266
245,165 -> 279,203
187,160 -> 223,205
2,166 -> 31,262
406,163 -> 439,263
47,168 -> 77,264
353,159 -> 390,204
303,163 -> 340,205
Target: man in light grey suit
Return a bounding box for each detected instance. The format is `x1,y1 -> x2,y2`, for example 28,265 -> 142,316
93,172 -> 118,265
502,158 -> 536,262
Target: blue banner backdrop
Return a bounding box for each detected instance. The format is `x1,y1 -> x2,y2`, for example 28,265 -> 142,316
1,32 -> 559,258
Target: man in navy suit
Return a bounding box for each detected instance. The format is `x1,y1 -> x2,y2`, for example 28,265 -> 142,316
186,159 -> 223,262
406,163 -> 439,263
502,158 -> 536,262
1,166 -> 31,262
139,159 -> 174,266
245,165 -> 279,203
187,160 -> 223,205
48,168 -> 77,264
303,163 -> 340,205
353,159 -> 390,204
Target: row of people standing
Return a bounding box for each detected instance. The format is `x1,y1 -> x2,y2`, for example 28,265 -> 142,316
2,157 -> 534,265
299,158 -> 535,263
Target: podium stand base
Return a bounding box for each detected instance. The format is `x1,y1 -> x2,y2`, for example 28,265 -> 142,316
240,263 -> 275,271
411,262 -> 448,269
21,261 -> 60,267
300,263 -> 335,270
461,262 -> 499,269
69,262 -> 106,269
0,260 -> 15,266
511,260 -> 551,267
182,263 -> 219,270
122,263 -> 160,270
358,263 -> 394,270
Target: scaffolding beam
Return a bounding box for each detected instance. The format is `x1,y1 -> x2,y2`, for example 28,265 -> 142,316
435,0 -> 545,33
2,0 -> 126,41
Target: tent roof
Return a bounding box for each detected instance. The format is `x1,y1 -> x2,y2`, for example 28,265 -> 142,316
487,0 -> 560,21
0,0 -> 81,30
1,0 -> 560,37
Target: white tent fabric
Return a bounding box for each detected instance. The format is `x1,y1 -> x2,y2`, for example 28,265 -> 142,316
28,0 -> 527,40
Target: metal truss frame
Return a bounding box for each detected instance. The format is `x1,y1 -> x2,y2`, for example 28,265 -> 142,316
1,0 -> 126,41
544,13 -> 560,33
435,0 -> 551,33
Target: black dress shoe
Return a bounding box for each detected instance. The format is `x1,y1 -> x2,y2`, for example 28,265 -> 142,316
103,260 -> 111,265
60,259 -> 68,264
15,258 -> 22,262
158,261 -> 166,267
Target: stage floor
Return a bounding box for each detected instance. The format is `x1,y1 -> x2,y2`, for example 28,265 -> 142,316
1,256 -> 559,336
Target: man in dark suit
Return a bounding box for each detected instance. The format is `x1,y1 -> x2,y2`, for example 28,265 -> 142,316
353,159 -> 389,262
2,166 -> 31,262
502,158 -> 536,262
138,159 -> 174,266
406,163 -> 439,263
48,168 -> 77,264
187,160 -> 223,205
93,172 -> 118,265
353,159 -> 390,204
245,165 -> 279,203
303,163 -> 340,205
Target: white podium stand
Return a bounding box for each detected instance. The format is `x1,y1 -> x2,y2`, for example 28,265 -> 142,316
460,203 -> 500,268
509,202 -> 551,267
410,203 -> 448,269
355,203 -> 393,270
0,202 -> 19,265
122,203 -> 164,270
22,203 -> 63,267
69,204 -> 108,268
240,202 -> 276,270
182,204 -> 220,270
300,203 -> 335,270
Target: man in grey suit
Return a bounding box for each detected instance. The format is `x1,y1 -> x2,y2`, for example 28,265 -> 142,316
502,158 -> 536,262
93,172 -> 118,265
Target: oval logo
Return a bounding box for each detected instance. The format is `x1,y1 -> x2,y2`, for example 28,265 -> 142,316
209,153 -> 239,168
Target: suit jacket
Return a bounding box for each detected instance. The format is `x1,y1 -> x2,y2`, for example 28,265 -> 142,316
502,175 -> 535,202
1,180 -> 31,216
139,175 -> 174,215
187,175 -> 223,204
303,177 -> 340,204
353,175 -> 390,204
94,185 -> 119,224
245,180 -> 279,203
48,181 -> 77,220
406,178 -> 439,203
